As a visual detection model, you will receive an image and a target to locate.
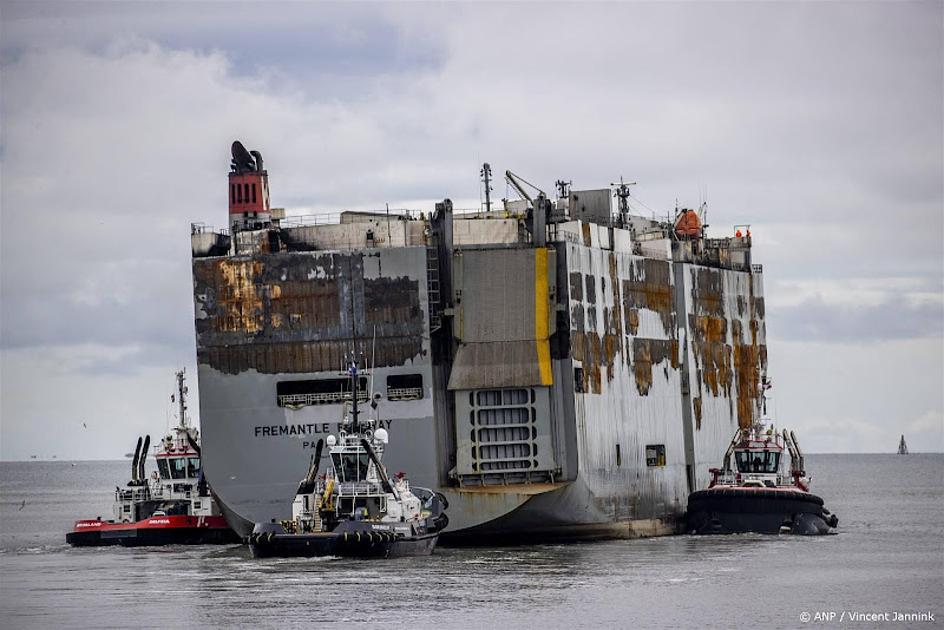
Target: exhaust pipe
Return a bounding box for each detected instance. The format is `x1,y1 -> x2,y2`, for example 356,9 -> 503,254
138,435 -> 150,482
296,439 -> 324,495
185,431 -> 201,456
130,436 -> 143,483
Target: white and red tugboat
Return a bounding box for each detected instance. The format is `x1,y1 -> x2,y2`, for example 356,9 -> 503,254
67,370 -> 239,547
686,422 -> 839,535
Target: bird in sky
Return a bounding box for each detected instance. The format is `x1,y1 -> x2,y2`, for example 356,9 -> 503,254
82,422 -> 87,429
18,500 -> 26,511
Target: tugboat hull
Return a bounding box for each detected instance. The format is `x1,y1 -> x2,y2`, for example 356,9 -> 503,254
686,488 -> 837,535
249,529 -> 438,559
66,516 -> 240,547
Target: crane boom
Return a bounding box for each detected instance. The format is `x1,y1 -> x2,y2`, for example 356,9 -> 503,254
505,170 -> 544,204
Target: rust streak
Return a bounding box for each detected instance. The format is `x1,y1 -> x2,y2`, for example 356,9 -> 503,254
622,259 -> 673,335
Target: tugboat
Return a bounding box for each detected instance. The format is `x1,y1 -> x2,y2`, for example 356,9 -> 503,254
686,422 -> 839,535
249,356 -> 448,559
67,370 -> 240,547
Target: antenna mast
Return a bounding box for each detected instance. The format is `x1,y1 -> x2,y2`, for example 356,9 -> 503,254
481,163 -> 493,213
176,368 -> 188,429
555,179 -> 572,199
609,176 -> 636,225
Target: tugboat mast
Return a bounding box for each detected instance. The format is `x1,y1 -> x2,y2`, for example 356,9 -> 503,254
349,358 -> 361,434
176,369 -> 188,429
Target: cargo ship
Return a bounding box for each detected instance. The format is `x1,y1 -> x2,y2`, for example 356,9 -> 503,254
190,143 -> 769,541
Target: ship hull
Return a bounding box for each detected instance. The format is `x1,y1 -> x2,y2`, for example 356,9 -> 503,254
686,488 -> 836,535
66,516 -> 240,547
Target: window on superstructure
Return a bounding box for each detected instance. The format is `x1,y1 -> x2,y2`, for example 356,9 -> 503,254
187,457 -> 200,478
244,183 -> 250,203
236,183 -> 242,203
252,183 -> 257,204
387,374 -> 423,401
277,378 -> 368,407
157,459 -> 170,479
230,184 -> 236,205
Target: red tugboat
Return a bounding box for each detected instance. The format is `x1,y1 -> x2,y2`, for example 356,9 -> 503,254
67,370 -> 240,547
686,422 -> 839,535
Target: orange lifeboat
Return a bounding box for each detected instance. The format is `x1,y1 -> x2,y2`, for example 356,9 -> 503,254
674,209 -> 702,238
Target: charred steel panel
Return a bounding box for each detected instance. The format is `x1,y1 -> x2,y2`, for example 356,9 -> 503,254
193,249 -> 427,374
565,242 -> 689,522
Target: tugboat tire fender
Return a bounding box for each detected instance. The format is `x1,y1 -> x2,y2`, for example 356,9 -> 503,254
690,488 -> 824,505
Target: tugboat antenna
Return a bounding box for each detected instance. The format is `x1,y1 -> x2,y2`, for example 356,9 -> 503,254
176,368 -> 188,429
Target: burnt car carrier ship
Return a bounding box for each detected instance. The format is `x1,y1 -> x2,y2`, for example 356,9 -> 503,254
189,142 -> 769,542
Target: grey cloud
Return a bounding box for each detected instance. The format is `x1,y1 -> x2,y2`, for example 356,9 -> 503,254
768,294 -> 943,342
0,2 -> 941,456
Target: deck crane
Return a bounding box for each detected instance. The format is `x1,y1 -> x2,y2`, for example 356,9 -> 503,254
505,170 -> 550,247
505,170 -> 545,205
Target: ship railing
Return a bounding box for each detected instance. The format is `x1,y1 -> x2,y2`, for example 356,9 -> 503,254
279,210 -> 424,228
279,213 -> 344,227
278,390 -> 369,407
386,387 -> 424,402
191,222 -> 229,236
115,486 -> 157,503
714,470 -> 787,486
338,481 -> 384,496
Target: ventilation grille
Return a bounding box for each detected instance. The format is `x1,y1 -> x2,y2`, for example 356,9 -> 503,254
468,388 -> 537,472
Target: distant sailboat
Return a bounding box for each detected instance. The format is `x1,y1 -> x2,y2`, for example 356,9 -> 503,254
898,435 -> 909,455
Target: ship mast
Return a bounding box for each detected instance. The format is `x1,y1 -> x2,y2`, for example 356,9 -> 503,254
481,163 -> 493,213
349,357 -> 361,434
176,369 -> 188,429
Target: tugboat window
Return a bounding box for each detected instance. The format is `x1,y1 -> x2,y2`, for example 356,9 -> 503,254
331,452 -> 370,483
187,457 -> 200,478
170,457 -> 189,480
735,451 -> 780,474
157,459 -> 170,479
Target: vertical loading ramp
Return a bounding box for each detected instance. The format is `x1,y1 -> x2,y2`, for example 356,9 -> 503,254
448,247 -> 558,484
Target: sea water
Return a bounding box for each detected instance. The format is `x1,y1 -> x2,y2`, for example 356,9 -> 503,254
1,454 -> 941,629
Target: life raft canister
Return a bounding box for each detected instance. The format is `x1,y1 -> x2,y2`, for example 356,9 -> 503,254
674,209 -> 702,238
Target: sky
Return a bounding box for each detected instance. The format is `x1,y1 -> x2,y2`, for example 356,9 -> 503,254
0,1 -> 941,459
